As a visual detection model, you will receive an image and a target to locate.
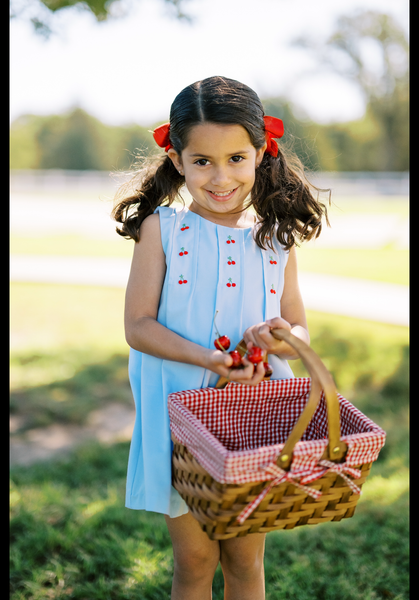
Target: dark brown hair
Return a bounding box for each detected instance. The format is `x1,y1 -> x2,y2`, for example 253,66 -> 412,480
112,76 -> 329,249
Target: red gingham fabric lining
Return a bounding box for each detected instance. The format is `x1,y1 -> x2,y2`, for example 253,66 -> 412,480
168,378 -> 386,485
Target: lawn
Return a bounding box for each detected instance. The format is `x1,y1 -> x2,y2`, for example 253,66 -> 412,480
10,278 -> 409,599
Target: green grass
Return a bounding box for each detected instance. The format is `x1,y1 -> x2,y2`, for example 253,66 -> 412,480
10,442 -> 409,600
10,281 -> 409,599
296,247 -> 409,286
10,234 -> 134,259
327,196 -> 408,216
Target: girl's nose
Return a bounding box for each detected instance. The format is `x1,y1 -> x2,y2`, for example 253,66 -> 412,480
210,165 -> 231,188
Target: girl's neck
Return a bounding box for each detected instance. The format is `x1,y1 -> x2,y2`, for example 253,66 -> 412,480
187,201 -> 256,229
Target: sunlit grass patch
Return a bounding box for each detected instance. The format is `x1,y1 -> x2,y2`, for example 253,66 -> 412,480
296,246 -> 409,285
360,469 -> 409,506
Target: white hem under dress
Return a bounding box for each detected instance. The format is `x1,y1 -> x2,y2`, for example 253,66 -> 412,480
125,205 -> 295,517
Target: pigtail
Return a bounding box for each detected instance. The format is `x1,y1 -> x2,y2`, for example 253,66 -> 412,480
251,148 -> 330,251
112,155 -> 184,242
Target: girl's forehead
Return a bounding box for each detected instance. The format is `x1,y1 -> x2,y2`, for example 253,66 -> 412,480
183,122 -> 254,155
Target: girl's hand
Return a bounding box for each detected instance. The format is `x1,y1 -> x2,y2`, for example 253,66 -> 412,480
207,350 -> 266,386
243,317 -> 305,360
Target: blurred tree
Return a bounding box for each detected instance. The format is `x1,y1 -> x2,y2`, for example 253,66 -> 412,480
293,10 -> 409,171
36,109 -> 104,169
10,108 -> 155,170
10,0 -> 191,37
262,98 -> 322,171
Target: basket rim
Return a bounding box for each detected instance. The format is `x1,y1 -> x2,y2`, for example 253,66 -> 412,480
168,378 -> 386,485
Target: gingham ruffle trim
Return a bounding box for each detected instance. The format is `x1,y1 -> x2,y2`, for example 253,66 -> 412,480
168,378 -> 386,520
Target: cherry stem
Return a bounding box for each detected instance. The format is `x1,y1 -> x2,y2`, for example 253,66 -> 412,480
213,310 -> 221,339
213,310 -> 229,354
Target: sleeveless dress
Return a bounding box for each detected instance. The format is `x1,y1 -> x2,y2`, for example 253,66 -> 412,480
125,205 -> 295,517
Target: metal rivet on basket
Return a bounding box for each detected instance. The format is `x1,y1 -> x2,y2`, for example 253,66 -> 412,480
333,446 -> 340,454
280,454 -> 289,462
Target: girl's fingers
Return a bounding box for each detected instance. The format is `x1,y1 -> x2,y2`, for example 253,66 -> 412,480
266,317 -> 292,331
244,318 -> 292,352
228,357 -> 265,386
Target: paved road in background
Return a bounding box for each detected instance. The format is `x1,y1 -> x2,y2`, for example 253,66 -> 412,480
10,196 -> 409,326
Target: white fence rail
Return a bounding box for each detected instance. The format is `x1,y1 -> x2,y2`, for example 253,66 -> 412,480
10,170 -> 409,197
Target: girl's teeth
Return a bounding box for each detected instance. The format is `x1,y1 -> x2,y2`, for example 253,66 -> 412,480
211,190 -> 234,196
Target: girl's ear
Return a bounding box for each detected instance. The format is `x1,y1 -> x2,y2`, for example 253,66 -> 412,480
256,142 -> 267,167
167,149 -> 184,176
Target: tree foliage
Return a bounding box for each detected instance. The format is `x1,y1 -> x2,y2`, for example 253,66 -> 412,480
9,100 -> 409,172
293,10 -> 409,171
10,108 -> 155,171
10,0 -> 191,37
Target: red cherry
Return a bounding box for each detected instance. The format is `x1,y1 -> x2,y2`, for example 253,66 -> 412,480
229,350 -> 242,368
247,346 -> 264,364
270,261 -> 273,264
232,240 -> 235,243
263,362 -> 273,377
228,261 -> 232,265
185,226 -> 189,230
178,280 -> 183,284
183,279 -> 187,284
227,283 -> 231,287
184,251 -> 188,255
274,261 -> 277,264
179,252 -> 184,256
232,283 -> 236,287
232,261 -> 236,265
227,240 -> 231,244
214,335 -> 231,351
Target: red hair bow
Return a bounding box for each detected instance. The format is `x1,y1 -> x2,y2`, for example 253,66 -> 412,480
263,115 -> 284,157
153,122 -> 172,152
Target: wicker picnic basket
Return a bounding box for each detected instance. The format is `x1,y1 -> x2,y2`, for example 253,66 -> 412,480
168,329 -> 386,540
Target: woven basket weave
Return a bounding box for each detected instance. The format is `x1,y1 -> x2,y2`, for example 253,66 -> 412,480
168,330 -> 386,540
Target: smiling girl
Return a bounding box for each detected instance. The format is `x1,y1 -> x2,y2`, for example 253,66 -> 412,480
112,76 -> 329,599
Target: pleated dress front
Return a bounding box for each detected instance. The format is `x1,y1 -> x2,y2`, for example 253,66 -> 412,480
125,205 -> 295,517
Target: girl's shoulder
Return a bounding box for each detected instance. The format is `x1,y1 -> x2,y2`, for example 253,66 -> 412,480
153,205 -> 190,255
154,205 -> 188,220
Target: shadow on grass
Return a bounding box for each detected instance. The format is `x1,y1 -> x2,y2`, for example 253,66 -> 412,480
10,333 -> 409,599
10,353 -> 133,432
10,439 -> 409,600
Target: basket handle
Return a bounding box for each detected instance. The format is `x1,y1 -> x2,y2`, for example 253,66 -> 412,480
215,329 -> 347,466
270,328 -> 347,467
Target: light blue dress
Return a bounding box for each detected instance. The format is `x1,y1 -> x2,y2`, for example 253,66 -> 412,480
125,205 -> 295,517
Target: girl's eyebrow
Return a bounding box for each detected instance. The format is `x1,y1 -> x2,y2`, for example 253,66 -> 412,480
188,150 -> 251,157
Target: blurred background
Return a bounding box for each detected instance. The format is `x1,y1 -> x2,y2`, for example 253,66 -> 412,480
10,1 -> 409,599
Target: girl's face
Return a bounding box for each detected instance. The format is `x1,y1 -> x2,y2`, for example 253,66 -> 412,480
168,123 -> 266,225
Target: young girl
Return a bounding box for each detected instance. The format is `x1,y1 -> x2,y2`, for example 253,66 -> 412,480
112,76 -> 328,600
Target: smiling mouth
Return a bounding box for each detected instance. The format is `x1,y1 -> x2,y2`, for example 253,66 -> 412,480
207,188 -> 237,197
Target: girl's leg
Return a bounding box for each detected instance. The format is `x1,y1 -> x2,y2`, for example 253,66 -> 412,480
165,512 -> 220,600
219,533 -> 266,600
